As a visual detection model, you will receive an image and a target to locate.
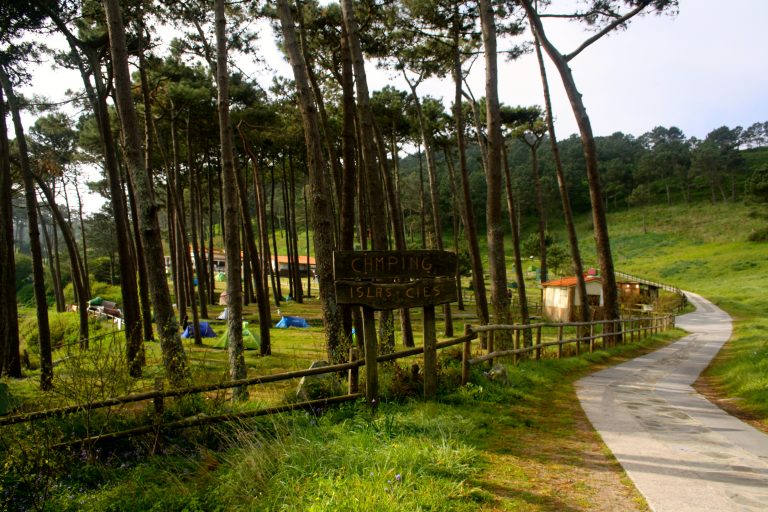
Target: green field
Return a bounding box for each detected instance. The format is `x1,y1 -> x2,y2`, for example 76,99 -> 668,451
3,198 -> 766,511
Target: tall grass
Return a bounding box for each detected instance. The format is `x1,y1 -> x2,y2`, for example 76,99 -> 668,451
29,331 -> 678,511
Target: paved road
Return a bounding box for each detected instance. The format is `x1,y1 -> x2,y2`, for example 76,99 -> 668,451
577,292 -> 768,511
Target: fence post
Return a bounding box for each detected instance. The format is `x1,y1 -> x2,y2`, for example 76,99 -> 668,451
514,328 -> 520,364
589,323 -> 595,353
630,318 -> 635,344
462,324 -> 471,385
535,325 -> 542,360
576,324 -> 581,355
348,347 -> 359,394
557,325 -> 564,359
620,319 -> 626,345
153,377 -> 165,418
152,377 -> 164,455
488,329 -> 495,368
423,305 -> 438,399
363,306 -> 379,408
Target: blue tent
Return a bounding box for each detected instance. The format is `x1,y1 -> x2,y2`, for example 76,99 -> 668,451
275,316 -> 310,328
181,321 -> 217,338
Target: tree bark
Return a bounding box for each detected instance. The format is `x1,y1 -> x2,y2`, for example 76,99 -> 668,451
277,0 -> 344,362
452,10 -> 489,327
214,0 -> 247,399
404,78 -> 453,337
103,0 -> 190,385
0,85 -> 22,378
34,177 -> 90,346
533,33 -> 590,324
0,69 -> 52,388
478,0 -> 512,343
502,144 -> 531,346
522,1 -> 621,331
235,152 -> 272,356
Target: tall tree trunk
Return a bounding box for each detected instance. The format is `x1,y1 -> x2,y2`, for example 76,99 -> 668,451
0,85 -> 22,378
502,144 -> 531,346
0,70 -> 52,389
214,0 -> 247,399
523,0 -> 625,333
40,211 -> 65,312
188,131 -> 209,320
526,142 -> 548,283
373,123 -> 415,347
103,0 -> 190,385
478,0 -> 512,343
270,166 -> 283,302
277,0 -> 344,362
443,147 -> 465,312
207,162 -> 216,305
533,33 -> 590,324
287,155 -> 304,302
404,79 -> 453,337
342,0 -> 398,355
452,10 -> 489,327
34,177 -> 90,347
234,152 -> 272,356
417,146 -> 428,247
53,15 -> 143,365
339,24 -> 358,343
136,34 -> 161,340
297,3 -> 342,240
167,117 -> 202,347
239,127 -> 277,311
73,180 -> 91,298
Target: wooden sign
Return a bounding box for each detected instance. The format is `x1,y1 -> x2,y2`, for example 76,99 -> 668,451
333,250 -> 459,402
333,250 -> 457,280
333,250 -> 458,310
335,277 -> 457,309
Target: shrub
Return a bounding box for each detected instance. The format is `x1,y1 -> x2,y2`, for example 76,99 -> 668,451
747,226 -> 768,242
19,312 -> 115,353
91,257 -> 119,284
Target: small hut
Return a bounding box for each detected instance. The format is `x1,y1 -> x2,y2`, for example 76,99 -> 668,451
618,281 -> 660,309
541,275 -> 603,322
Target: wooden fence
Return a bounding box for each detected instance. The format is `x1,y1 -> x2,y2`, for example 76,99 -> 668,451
0,314 -> 674,447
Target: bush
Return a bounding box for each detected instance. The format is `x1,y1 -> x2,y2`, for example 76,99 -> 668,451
14,254 -> 33,292
747,226 -> 768,242
91,257 -> 119,284
19,312 -> 114,353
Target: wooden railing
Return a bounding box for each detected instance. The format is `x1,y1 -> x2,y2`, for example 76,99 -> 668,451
0,314 -> 674,446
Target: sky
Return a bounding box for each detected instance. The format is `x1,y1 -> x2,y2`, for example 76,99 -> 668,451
24,0 -> 767,140
349,0 -> 768,141
18,0 -> 768,214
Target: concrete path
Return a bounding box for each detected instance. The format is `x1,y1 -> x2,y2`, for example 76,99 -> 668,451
577,292 -> 768,511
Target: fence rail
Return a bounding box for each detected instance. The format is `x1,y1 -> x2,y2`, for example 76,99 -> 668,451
1,314 -> 675,444
615,270 -> 684,296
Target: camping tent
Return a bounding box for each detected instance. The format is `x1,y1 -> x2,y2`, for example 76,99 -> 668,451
181,321 -> 217,339
219,291 -> 228,305
212,321 -> 259,349
275,316 -> 310,328
217,308 -> 229,320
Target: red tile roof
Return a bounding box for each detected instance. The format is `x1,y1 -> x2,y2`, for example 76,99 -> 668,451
541,275 -> 602,287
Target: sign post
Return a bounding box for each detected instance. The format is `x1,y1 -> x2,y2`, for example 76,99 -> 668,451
334,250 -> 458,402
